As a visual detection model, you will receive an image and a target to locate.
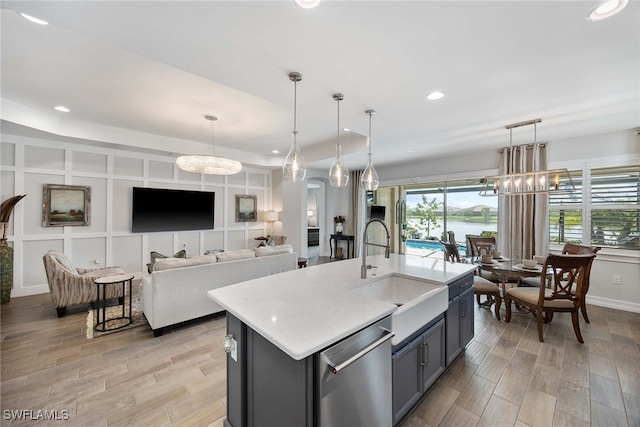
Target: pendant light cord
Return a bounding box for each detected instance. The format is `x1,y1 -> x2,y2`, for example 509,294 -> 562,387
293,79 -> 298,141
368,111 -> 373,157
337,96 -> 340,147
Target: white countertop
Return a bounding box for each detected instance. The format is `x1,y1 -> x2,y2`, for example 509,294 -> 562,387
208,254 -> 476,360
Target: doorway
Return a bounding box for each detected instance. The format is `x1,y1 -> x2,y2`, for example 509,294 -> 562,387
307,180 -> 325,258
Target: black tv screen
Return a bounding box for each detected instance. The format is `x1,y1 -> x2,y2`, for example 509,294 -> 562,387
132,187 -> 215,233
369,205 -> 386,221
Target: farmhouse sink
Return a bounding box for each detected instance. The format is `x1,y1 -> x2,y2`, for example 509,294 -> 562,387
348,274 -> 449,346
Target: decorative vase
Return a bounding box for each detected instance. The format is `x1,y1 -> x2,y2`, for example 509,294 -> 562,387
335,222 -> 344,235
336,246 -> 344,260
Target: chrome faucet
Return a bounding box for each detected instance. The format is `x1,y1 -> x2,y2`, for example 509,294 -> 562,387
361,218 -> 391,279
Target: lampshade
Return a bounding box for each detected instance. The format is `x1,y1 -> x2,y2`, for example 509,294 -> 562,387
329,93 -> 349,187
263,211 -> 279,222
360,110 -> 379,191
176,115 -> 242,175
283,72 -> 307,183
307,210 -> 314,217
480,118 -> 575,196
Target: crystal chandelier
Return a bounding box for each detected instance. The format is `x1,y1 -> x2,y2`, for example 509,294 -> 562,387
360,109 -> 379,191
283,72 -> 307,182
480,118 -> 575,196
176,115 -> 242,175
329,93 -> 349,187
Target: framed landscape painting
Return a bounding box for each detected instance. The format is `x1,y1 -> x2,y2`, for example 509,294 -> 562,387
43,184 -> 91,226
235,195 -> 257,222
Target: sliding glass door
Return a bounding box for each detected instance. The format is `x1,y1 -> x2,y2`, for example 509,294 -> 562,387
401,178 -> 498,257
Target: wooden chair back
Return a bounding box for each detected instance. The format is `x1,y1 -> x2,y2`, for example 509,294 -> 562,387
442,242 -> 461,263
466,236 -> 496,256
539,254 -> 594,309
560,243 -> 600,323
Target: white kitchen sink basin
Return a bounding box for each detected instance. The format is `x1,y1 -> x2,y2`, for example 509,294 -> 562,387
348,274 -> 449,346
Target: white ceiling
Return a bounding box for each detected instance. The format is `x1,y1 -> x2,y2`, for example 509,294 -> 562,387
1,1 -> 638,172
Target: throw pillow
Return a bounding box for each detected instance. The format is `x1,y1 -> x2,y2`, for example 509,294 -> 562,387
255,244 -> 294,257
150,250 -> 186,266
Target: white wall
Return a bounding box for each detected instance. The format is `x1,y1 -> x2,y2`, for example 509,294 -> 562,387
375,129 -> 640,312
1,135 -> 274,298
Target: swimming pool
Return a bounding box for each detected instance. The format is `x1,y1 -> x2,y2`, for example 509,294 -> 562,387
406,239 -> 467,255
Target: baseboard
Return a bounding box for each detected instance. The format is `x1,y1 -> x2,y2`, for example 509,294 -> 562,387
587,295 -> 640,314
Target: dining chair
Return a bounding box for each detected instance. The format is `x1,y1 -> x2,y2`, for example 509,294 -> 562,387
466,235 -> 500,282
504,253 -> 595,343
562,243 -> 601,323
442,242 -> 502,320
466,235 -> 496,256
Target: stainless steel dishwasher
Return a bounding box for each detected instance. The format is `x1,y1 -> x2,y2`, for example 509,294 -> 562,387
316,316 -> 394,427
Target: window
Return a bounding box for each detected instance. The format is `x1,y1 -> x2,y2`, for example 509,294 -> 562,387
591,166 -> 639,250
550,165 -> 639,250
549,169 -> 583,244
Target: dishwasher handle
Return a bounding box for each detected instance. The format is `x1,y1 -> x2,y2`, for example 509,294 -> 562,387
328,330 -> 395,375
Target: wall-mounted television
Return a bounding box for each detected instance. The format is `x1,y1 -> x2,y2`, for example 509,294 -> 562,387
368,205 -> 386,221
132,187 -> 215,233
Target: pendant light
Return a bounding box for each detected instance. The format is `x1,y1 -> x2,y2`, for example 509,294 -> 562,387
479,118 -> 575,196
176,115 -> 242,175
283,72 -> 307,182
329,93 -> 349,187
360,109 -> 379,191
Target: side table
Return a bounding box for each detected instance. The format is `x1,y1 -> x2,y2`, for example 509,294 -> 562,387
94,273 -> 134,332
330,234 -> 355,259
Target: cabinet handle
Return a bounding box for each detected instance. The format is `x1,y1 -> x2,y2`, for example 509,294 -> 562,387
460,298 -> 466,317
421,342 -> 429,366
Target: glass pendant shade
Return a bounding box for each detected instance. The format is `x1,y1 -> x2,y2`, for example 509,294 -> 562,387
360,110 -> 379,191
283,133 -> 306,182
329,93 -> 349,187
283,72 -> 307,183
361,153 -> 379,191
176,115 -> 242,175
329,144 -> 349,187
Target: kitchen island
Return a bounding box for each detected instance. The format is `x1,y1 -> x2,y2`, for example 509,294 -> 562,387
208,254 -> 476,427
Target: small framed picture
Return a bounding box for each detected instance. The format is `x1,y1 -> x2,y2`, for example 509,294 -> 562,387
43,184 -> 91,227
366,191 -> 375,204
235,195 -> 257,222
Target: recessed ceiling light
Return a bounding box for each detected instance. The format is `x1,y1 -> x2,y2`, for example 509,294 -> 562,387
426,91 -> 445,101
343,128 -> 351,132
272,150 -> 279,154
588,0 -> 629,21
54,106 -> 70,112
19,13 -> 48,25
294,0 -> 320,9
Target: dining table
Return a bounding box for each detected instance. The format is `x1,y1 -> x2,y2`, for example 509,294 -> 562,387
471,256 -> 545,296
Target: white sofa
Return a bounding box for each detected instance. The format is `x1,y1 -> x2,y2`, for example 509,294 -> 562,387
141,246 -> 297,336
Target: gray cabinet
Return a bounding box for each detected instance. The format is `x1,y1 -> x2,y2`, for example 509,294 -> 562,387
226,313 -> 313,427
445,274 -> 474,366
226,313 -> 393,427
392,317 -> 445,425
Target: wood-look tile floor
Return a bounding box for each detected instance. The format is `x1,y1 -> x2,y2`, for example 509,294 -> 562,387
1,293 -> 639,426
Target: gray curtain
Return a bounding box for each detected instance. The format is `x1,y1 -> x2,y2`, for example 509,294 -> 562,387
497,143 -> 549,261
349,170 -> 364,257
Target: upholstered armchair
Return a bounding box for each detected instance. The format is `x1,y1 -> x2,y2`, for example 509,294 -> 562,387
43,250 -> 125,317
